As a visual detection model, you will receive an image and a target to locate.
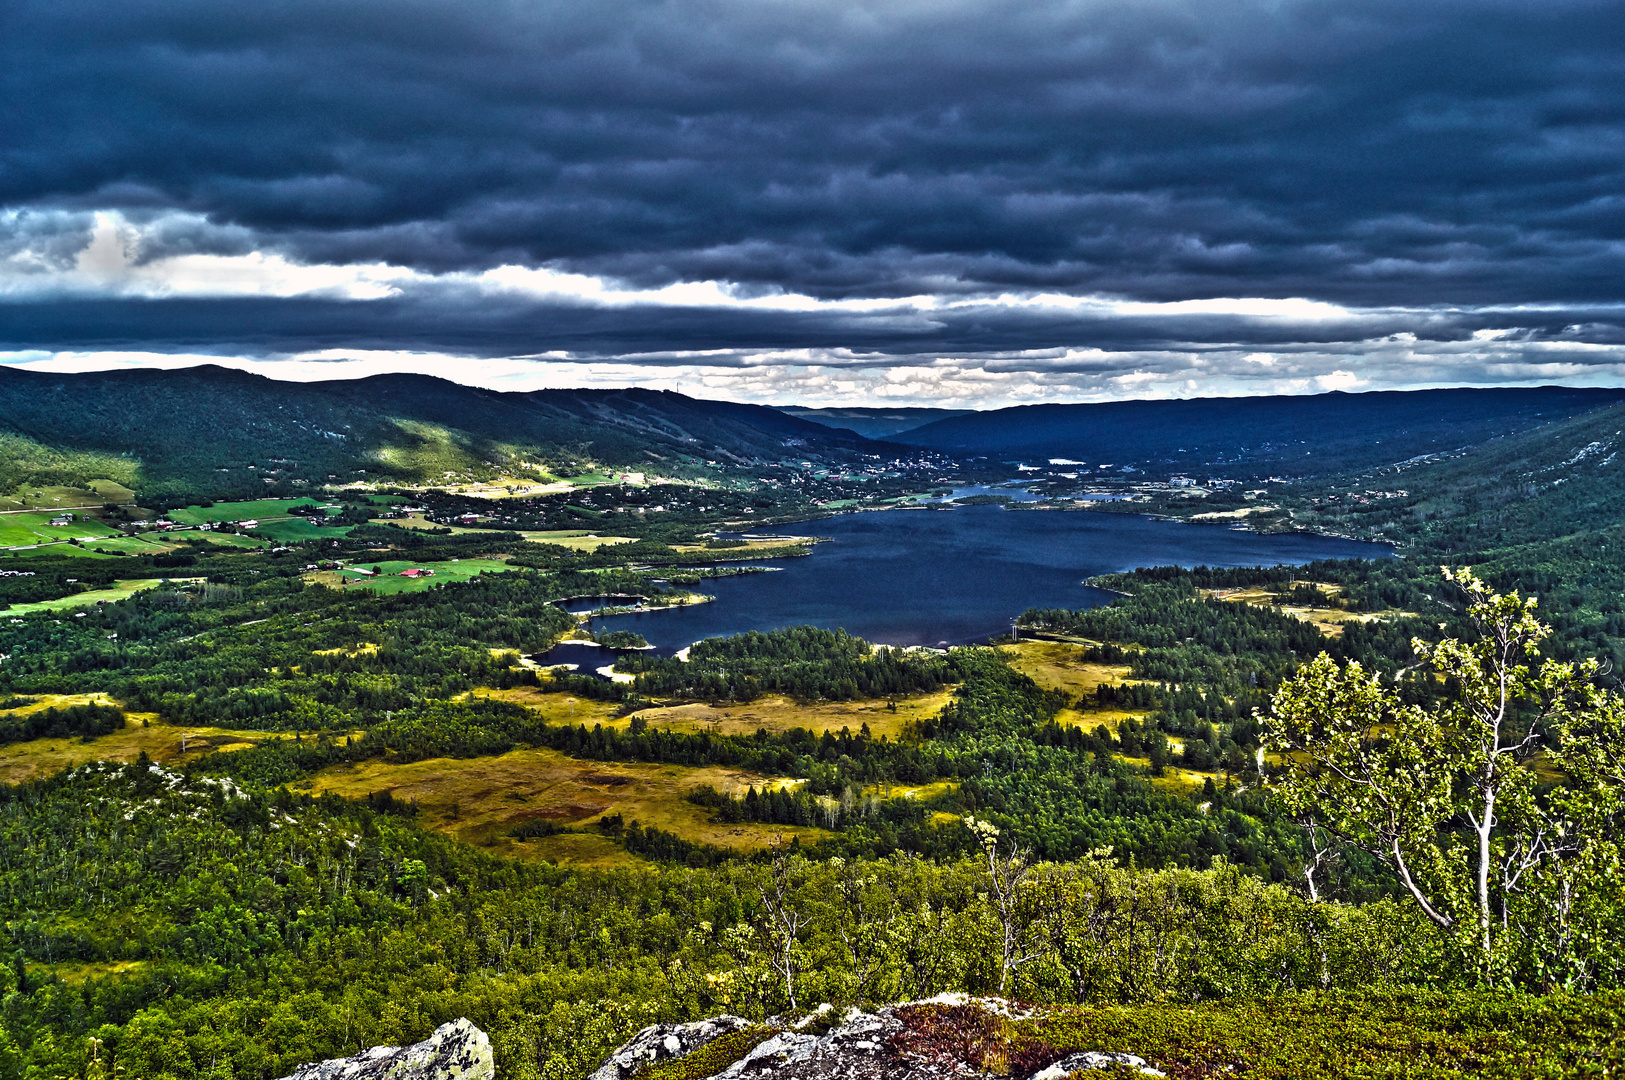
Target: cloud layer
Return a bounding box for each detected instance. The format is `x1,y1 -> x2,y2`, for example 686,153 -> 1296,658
3,0 -> 1624,403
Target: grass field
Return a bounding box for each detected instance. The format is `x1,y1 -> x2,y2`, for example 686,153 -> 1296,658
0,512 -> 120,547
996,639 -> 1149,730
251,517 -> 355,543
189,531 -> 270,549
80,533 -> 186,556
308,746 -> 824,864
670,537 -> 813,555
0,698 -> 284,783
521,530 -> 636,550
167,498 -> 324,525
0,543 -> 117,561
306,558 -> 515,594
0,482 -> 137,513
3,577 -> 197,615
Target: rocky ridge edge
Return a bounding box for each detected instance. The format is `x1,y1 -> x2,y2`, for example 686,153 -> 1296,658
275,1017 -> 494,1080
592,996 -> 1163,1080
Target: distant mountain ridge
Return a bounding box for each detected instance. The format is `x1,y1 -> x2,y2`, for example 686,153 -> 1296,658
0,365 -> 877,499
888,387 -> 1625,477
775,406 -> 973,440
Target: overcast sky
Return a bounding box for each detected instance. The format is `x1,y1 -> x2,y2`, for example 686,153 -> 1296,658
3,0 -> 1624,406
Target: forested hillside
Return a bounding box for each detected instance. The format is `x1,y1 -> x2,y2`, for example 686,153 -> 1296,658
0,366 -> 881,499
1249,400 -> 1625,668
890,386 -> 1625,477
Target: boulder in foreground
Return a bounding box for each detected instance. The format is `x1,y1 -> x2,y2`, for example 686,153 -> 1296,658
276,1018 -> 494,1080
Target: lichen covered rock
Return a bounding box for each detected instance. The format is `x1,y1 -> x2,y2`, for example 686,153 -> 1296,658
589,1016 -> 757,1080
593,998 -> 1163,1080
276,1018 -> 494,1080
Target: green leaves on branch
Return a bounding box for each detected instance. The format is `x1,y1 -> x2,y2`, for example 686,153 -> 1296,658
1264,567 -> 1625,989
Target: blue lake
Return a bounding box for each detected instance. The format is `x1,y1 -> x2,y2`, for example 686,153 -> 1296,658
574,504 -> 1390,652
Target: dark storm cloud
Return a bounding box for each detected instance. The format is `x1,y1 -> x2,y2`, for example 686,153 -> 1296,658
2,0 -> 1624,371
4,291 -> 1620,360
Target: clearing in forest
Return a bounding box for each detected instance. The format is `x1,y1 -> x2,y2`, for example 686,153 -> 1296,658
0,702 -> 283,783
1201,582 -> 1415,637
626,690 -> 954,739
468,686 -> 956,740
304,558 -> 514,593
995,639 -> 1150,730
307,747 -> 823,865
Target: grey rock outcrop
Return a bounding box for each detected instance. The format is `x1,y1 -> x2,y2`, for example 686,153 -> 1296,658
589,1016 -> 756,1080
592,998 -> 1163,1080
277,1018 -> 494,1080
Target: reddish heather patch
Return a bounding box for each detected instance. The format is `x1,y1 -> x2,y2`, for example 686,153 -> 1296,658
888,1004 -> 1003,1072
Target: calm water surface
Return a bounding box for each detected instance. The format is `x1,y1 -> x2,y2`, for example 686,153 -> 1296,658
575,505 -> 1389,652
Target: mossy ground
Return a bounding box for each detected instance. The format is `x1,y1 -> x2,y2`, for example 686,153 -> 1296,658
307,746 -> 826,863
632,1029 -> 777,1080
1008,990 -> 1625,1079
633,995 -> 1625,1080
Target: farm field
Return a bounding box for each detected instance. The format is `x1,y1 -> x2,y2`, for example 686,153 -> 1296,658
167,498 -> 326,525
0,512 -> 120,547
995,639 -> 1149,730
188,531 -> 270,549
251,516 -> 355,543
0,482 -> 137,513
3,577 -> 196,615
309,558 -> 515,594
0,543 -> 116,562
670,536 -> 814,555
521,530 -> 636,550
0,699 -> 284,783
307,746 -> 823,862
80,533 -> 185,556
385,513 -> 481,532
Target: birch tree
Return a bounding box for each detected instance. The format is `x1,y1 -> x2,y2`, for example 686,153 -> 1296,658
1264,568 -> 1625,987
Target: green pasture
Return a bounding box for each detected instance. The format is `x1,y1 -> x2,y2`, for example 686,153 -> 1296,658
0,513 -> 120,548
80,534 -> 182,556
332,558 -> 514,594
251,517 -> 355,543
0,544 -> 116,561
0,481 -> 137,513
4,578 -> 189,615
167,499 -> 323,525
189,531 -> 270,549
